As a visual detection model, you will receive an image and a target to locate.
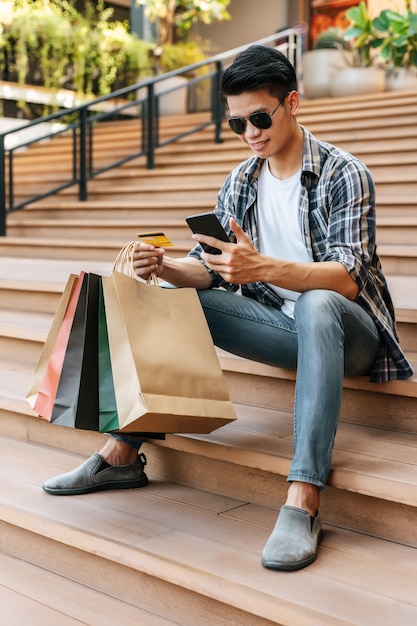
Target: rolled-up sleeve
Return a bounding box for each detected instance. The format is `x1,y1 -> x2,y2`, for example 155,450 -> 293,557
313,157 -> 376,294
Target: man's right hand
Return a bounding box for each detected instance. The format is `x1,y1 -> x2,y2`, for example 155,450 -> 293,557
132,242 -> 165,280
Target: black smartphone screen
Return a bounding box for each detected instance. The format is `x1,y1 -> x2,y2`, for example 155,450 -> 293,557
186,212 -> 230,255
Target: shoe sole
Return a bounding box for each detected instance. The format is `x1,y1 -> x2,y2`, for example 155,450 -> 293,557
42,474 -> 149,496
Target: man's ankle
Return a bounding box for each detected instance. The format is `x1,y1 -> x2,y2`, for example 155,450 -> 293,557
99,439 -> 138,466
285,481 -> 320,517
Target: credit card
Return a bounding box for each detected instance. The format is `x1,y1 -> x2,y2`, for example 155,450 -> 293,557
137,232 -> 174,247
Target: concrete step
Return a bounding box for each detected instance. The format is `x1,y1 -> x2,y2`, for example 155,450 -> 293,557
10,196 -> 417,221
378,244 -> 417,275
10,186 -> 417,213
7,215 -> 417,247
376,217 -> 417,245
0,258 -> 415,333
5,218 -> 194,242
0,353 -> 416,545
3,435 -> 417,626
0,289 -> 416,433
10,151 -> 417,181
0,237 -> 192,262
0,257 -> 416,348
2,237 -> 417,276
0,550 -> 177,625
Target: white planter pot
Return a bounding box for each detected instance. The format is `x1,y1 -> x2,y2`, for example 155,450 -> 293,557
386,67 -> 417,92
330,67 -> 386,98
302,49 -> 352,99
137,75 -> 188,116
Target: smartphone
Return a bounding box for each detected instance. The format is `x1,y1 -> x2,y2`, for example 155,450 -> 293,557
186,212 -> 230,255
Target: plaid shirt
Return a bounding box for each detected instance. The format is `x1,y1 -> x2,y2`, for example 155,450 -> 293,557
189,126 -> 413,383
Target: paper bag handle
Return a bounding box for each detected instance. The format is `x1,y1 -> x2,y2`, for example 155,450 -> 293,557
113,242 -> 159,285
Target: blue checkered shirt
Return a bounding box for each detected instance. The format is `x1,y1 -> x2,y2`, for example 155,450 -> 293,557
189,127 -> 413,383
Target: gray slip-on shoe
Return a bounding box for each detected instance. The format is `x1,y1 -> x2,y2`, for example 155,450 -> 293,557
42,452 -> 148,495
261,505 -> 323,571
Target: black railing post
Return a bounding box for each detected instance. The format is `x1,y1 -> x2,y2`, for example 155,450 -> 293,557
0,29 -> 301,216
0,135 -> 5,236
72,126 -> 77,185
79,106 -> 88,201
213,61 -> 224,144
8,152 -> 14,214
88,119 -> 93,178
146,82 -> 155,170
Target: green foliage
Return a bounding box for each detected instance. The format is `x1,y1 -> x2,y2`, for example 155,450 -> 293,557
137,0 -> 231,46
344,1 -> 417,68
0,0 -> 229,116
0,0 -> 154,114
158,40 -> 207,73
373,8 -> 417,68
344,2 -> 382,67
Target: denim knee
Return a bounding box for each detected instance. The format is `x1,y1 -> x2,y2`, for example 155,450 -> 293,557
294,290 -> 343,331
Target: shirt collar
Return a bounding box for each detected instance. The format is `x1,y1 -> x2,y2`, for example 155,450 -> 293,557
300,125 -> 321,179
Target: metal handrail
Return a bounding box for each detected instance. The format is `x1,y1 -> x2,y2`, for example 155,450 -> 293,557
0,26 -> 306,236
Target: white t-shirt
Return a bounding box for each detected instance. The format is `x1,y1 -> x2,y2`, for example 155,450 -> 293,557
257,161 -> 313,318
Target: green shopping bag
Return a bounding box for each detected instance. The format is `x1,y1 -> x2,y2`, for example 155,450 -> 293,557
98,279 -> 119,433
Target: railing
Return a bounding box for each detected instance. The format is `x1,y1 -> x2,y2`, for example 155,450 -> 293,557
0,26 -> 306,236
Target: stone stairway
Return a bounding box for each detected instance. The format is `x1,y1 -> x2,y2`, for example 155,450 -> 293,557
1,90 -> 417,625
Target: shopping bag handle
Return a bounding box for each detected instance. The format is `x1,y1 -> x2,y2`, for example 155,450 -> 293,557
113,242 -> 159,286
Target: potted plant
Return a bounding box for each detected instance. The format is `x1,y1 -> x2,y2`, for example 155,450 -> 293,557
136,0 -> 231,114
373,4 -> 417,91
137,0 -> 231,50
302,27 -> 353,99
330,1 -> 386,98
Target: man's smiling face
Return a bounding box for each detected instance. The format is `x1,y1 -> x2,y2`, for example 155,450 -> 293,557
226,88 -> 299,163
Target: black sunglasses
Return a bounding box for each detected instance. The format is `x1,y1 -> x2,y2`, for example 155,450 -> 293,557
228,100 -> 282,135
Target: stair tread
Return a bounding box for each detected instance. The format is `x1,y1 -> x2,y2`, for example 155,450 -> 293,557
157,409 -> 417,506
0,257 -> 114,283
379,244 -> 417,254
20,195 -> 417,207
0,307 -> 416,390
8,214 -> 417,227
0,258 -> 416,307
1,361 -> 417,506
218,349 -> 417,397
0,552 -> 177,626
10,163 -> 417,190
2,435 -> 417,626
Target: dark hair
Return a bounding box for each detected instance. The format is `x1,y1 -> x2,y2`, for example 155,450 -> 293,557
221,45 -> 297,102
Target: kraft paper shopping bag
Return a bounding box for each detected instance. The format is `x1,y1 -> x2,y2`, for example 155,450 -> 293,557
102,270 -> 237,433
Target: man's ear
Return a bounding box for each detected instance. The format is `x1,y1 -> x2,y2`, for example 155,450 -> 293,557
287,90 -> 300,115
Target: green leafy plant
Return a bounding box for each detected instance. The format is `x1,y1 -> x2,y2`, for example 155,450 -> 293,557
344,2 -> 382,67
373,7 -> 417,68
0,0 -> 154,114
157,40 -> 207,74
137,0 -> 231,47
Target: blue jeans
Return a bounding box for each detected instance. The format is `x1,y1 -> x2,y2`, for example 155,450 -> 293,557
114,288 -> 380,490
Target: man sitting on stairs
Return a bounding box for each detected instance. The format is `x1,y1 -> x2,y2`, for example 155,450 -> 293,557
42,45 -> 413,571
